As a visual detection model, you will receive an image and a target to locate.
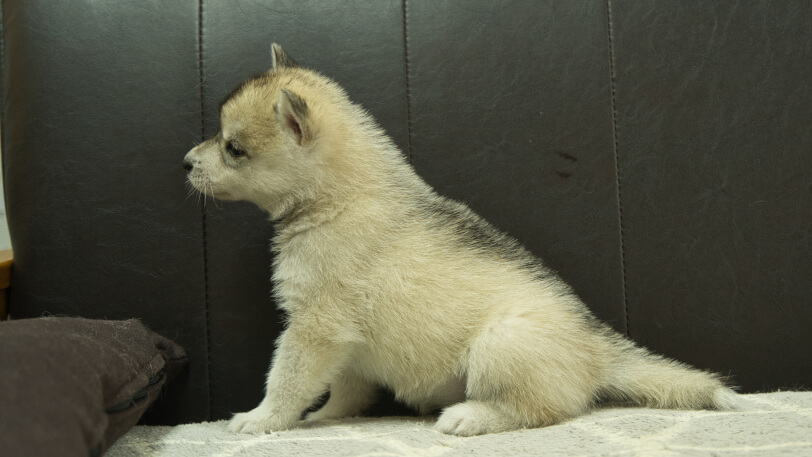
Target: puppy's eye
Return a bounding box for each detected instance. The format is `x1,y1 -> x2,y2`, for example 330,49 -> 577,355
226,142 -> 246,158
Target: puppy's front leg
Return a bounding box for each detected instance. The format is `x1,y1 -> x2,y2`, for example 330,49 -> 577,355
227,324 -> 349,434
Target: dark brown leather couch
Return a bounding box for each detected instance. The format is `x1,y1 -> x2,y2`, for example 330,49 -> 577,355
2,1 -> 810,424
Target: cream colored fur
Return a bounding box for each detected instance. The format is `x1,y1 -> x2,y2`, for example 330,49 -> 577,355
183,44 -> 736,436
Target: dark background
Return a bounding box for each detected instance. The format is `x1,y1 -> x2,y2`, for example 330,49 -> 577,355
3,0 -> 810,423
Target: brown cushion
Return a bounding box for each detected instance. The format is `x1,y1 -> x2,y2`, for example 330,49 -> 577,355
0,317 -> 187,457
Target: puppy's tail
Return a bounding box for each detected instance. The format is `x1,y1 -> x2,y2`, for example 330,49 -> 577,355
598,335 -> 738,410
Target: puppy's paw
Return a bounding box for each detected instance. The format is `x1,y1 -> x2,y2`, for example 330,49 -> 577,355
435,403 -> 489,436
227,407 -> 295,434
435,401 -> 517,437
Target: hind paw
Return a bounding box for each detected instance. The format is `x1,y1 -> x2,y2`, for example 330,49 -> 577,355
436,403 -> 489,436
435,402 -> 518,436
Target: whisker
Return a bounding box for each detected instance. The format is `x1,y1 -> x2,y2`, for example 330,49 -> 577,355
196,181 -> 203,205
184,181 -> 197,201
210,182 -> 223,210
206,180 -> 220,210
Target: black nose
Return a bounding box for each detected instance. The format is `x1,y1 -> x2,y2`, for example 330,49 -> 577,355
182,159 -> 193,171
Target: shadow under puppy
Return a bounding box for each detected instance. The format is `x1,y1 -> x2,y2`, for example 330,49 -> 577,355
183,44 -> 736,436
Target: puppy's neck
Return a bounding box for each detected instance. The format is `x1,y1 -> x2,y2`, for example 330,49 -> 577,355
269,136 -> 404,240
273,192 -> 355,240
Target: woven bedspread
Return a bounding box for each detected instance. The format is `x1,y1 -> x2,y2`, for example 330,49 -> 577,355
108,392 -> 812,456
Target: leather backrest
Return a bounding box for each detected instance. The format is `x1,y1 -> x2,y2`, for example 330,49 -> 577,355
3,0 -> 811,423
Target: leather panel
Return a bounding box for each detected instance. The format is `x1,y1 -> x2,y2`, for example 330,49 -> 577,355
406,0 -> 626,329
612,1 -> 812,390
1,0 -> 208,422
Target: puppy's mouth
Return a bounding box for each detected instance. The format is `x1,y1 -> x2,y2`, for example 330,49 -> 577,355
186,174 -> 231,202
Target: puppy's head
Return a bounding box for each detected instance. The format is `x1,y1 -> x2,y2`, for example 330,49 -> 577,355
183,44 -> 341,217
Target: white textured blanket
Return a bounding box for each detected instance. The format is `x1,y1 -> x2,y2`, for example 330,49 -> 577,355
108,392 -> 812,456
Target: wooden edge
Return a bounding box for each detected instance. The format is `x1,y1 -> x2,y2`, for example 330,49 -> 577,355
0,249 -> 12,321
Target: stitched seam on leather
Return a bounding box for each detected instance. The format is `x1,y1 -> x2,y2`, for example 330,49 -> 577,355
197,0 -> 213,419
605,0 -> 630,338
402,0 -> 414,163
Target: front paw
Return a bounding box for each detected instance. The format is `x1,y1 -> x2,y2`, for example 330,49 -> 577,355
227,406 -> 296,434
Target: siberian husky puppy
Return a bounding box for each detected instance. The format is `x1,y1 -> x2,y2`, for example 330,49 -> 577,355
184,44 -> 736,436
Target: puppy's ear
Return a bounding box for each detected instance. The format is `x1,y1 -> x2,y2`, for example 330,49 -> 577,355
275,89 -> 312,146
271,43 -> 297,70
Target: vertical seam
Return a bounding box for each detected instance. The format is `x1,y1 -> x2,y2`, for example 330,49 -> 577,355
402,0 -> 414,163
605,0 -> 630,338
197,0 -> 212,420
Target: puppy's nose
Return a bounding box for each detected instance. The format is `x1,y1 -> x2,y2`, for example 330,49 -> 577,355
182,159 -> 193,171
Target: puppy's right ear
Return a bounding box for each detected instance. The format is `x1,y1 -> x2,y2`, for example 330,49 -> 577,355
271,43 -> 297,70
276,89 -> 313,147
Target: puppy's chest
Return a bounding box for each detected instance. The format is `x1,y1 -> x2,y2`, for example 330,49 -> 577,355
271,234 -> 370,310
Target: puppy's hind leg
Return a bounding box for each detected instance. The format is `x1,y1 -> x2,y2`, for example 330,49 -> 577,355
436,306 -> 602,436
305,368 -> 377,421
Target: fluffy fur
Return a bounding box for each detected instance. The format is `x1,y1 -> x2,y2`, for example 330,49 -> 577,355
183,44 -> 737,436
